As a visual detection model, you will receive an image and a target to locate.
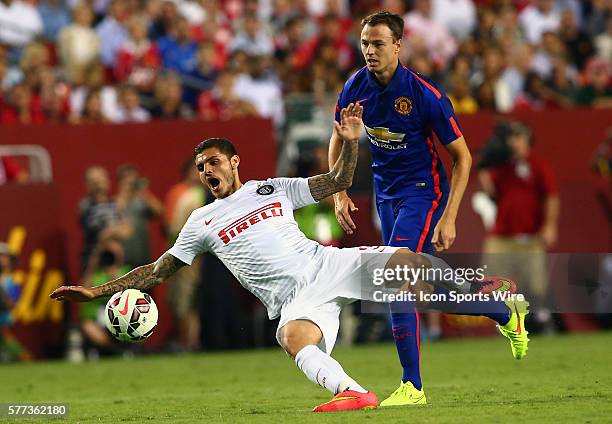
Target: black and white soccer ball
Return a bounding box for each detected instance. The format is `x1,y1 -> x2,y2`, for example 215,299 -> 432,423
104,289 -> 158,343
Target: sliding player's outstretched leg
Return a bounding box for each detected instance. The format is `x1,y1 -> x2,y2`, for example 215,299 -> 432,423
278,319 -> 379,412
383,249 -> 531,361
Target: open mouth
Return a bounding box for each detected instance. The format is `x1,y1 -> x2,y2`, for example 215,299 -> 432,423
207,176 -> 221,191
367,59 -> 378,66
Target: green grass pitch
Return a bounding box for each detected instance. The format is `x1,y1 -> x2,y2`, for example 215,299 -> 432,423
2,332 -> 611,423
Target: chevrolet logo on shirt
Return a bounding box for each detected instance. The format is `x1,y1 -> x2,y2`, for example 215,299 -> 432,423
364,125 -> 407,149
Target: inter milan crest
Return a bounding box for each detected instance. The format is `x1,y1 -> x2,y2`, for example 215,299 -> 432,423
394,96 -> 413,115
256,184 -> 274,195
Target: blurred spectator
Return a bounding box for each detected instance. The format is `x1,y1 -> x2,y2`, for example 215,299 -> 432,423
96,0 -> 130,69
114,84 -> 151,123
115,164 -> 163,268
293,13 -> 356,72
78,165 -> 129,271
37,0 -> 70,41
531,31 -> 567,79
197,70 -> 258,121
575,58 -> 612,108
544,56 -> 576,107
158,16 -> 198,76
471,46 -> 513,112
57,4 -> 100,84
404,0 -> 457,69
148,0 -> 178,40
150,72 -> 193,119
593,16 -> 612,60
114,15 -> 161,94
513,71 -> 556,110
448,72 -> 479,114
501,44 -> 535,106
0,83 -> 46,125
0,0 -> 43,49
164,159 -> 205,352
0,155 -> 27,184
479,122 -> 559,331
77,89 -> 110,123
518,0 -> 561,45
0,242 -> 30,362
233,54 -> 284,127
432,0 -> 476,40
274,15 -> 308,67
559,9 -> 594,71
472,6 -> 496,46
475,78 -> 497,110
181,42 -> 219,108
38,66 -> 71,123
68,64 -> 121,122
79,240 -> 130,357
585,0 -> 610,38
229,12 -> 274,56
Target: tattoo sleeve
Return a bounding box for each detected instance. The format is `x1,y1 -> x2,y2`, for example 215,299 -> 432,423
91,252 -> 186,298
308,139 -> 358,201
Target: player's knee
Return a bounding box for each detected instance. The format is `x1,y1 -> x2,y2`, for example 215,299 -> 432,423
279,320 -> 323,358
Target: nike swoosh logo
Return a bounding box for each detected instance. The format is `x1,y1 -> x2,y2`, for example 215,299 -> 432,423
119,293 -> 130,315
514,303 -> 522,334
356,98 -> 368,104
205,217 -> 214,225
395,236 -> 411,241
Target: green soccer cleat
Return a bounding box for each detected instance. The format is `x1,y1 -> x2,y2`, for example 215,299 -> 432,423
380,381 -> 426,407
498,298 -> 530,359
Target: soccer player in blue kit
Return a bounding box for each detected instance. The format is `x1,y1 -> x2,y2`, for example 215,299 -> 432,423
329,11 -> 474,406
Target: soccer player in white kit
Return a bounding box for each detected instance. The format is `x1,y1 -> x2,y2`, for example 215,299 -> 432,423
50,104 -> 529,412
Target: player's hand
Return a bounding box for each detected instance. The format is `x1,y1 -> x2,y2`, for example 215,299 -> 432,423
539,223 -> 557,248
431,216 -> 456,252
334,192 -> 359,234
334,103 -> 363,142
49,285 -> 96,302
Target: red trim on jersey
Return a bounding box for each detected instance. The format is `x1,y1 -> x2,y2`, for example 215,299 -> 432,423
409,70 -> 442,99
449,116 -> 463,138
416,137 -> 443,253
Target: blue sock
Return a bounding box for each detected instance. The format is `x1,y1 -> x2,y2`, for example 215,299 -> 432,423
389,302 -> 422,390
431,286 -> 511,325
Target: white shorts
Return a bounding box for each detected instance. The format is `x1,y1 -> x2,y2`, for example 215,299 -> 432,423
276,245 -> 401,354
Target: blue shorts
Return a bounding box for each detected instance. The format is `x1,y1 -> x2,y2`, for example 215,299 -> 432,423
376,193 -> 449,255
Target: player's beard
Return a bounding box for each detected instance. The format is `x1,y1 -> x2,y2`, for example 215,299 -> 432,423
216,171 -> 235,199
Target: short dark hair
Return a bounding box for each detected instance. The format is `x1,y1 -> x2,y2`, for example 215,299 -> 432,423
194,138 -> 238,159
361,11 -> 404,42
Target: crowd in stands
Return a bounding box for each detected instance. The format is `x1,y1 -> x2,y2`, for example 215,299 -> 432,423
0,0 -> 610,129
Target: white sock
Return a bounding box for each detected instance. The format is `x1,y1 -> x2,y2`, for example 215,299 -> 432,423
294,345 -> 367,395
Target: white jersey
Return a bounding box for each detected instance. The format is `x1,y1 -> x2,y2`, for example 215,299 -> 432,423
168,178 -> 324,319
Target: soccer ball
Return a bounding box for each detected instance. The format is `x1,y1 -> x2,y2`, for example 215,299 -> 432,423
104,289 -> 158,343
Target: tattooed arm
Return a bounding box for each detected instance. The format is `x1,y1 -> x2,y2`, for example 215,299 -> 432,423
308,103 -> 363,202
49,252 -> 186,302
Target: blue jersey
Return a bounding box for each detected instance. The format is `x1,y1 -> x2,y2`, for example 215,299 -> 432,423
335,63 -> 463,202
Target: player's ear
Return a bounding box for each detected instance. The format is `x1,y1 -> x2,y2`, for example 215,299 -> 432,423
395,39 -> 401,54
231,155 -> 240,170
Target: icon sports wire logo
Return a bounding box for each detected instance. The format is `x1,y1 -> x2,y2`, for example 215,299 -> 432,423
218,202 -> 283,244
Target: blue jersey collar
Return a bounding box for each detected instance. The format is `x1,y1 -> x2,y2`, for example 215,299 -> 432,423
366,61 -> 405,92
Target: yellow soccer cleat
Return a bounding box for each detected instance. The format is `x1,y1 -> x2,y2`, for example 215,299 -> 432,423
498,298 -> 530,359
380,381 -> 426,407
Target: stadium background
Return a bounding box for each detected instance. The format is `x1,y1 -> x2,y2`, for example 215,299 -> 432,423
0,0 -> 610,364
